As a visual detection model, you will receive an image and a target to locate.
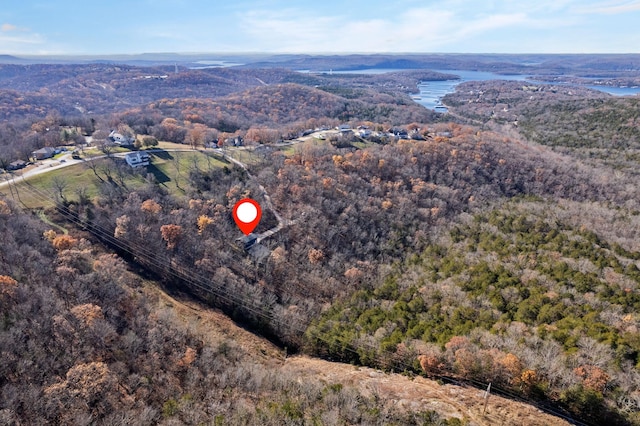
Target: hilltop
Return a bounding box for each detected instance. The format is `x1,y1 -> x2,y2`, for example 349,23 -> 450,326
0,201 -> 571,425
0,63 -> 450,120
1,57 -> 640,425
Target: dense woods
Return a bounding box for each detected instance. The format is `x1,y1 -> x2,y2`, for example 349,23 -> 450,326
73,123 -> 639,424
0,64 -> 439,165
443,79 -> 640,176
2,59 -> 640,424
0,63 -> 444,121
307,204 -> 640,424
0,200 -> 464,425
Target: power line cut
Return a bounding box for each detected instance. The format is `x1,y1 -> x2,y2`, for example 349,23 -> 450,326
8,177 -> 591,426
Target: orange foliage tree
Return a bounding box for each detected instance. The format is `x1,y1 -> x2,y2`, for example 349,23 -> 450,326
0,275 -> 18,299
498,353 -> 523,385
197,215 -> 214,235
0,200 -> 11,215
52,235 -> 78,251
70,303 -> 104,326
161,224 -> 182,249
574,365 -> 610,393
520,369 -> 538,394
308,248 -> 324,264
141,199 -> 162,215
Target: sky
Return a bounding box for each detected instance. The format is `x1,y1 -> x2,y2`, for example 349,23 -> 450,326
1,0 -> 640,55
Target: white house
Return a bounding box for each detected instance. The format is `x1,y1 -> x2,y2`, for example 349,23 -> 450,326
109,130 -> 135,146
358,128 -> 372,138
125,152 -> 150,168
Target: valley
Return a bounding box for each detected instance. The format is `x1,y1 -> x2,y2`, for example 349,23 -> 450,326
1,53 -> 640,425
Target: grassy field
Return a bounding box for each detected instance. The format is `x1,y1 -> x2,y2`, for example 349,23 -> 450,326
4,161 -> 115,208
0,150 -> 228,209
149,150 -> 228,193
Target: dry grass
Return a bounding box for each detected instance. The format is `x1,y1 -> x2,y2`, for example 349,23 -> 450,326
150,285 -> 571,426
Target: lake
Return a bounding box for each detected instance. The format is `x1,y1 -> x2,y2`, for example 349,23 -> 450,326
415,70 -> 529,111
586,85 -> 640,96
415,70 -> 640,111
189,60 -> 244,69
324,68 -> 640,111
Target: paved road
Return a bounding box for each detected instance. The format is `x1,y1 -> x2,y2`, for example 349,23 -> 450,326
1,153 -> 81,189
0,148 -> 214,189
1,136 -> 319,243
0,131 -> 334,245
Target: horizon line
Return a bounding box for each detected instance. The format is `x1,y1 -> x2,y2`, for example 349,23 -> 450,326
5,51 -> 640,58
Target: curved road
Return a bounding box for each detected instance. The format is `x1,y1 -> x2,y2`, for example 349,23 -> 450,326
1,147 -> 220,189
0,137 -> 322,243
1,153 -> 81,188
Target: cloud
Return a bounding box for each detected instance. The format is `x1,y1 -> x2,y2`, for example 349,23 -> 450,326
575,0 -> 640,14
0,24 -> 48,54
0,33 -> 43,46
237,5 -> 573,53
1,23 -> 20,32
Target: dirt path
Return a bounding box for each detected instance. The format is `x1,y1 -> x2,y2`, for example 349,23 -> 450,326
155,289 -> 571,426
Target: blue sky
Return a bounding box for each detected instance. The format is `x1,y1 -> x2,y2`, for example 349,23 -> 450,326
1,0 -> 640,55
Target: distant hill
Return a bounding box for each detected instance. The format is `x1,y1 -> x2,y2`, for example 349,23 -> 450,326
5,53 -> 640,76
124,82 -> 437,134
0,64 -> 444,121
237,53 -> 640,76
0,55 -> 23,63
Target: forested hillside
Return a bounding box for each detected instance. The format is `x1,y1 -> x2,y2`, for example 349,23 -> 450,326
0,64 -> 448,120
442,79 -> 640,175
2,61 -> 640,425
0,200 -> 468,425
73,122 -> 640,424
120,83 -> 436,139
0,66 -> 439,165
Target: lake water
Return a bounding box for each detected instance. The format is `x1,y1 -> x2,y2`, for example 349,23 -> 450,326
415,69 -> 529,111
415,70 -> 640,111
586,85 -> 640,96
323,68 -> 640,111
189,60 -> 244,69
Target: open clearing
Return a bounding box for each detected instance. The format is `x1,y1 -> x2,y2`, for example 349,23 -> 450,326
0,149 -> 228,208
155,287 -> 571,426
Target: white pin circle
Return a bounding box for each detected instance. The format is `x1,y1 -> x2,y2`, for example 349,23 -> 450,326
236,202 -> 258,223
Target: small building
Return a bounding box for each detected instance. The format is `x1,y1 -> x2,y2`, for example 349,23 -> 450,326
389,128 -> 408,139
410,130 -> 425,140
224,136 -> 244,147
32,147 -> 56,160
109,130 -> 135,147
7,160 -> 27,171
358,128 -> 372,138
125,151 -> 150,168
239,234 -> 258,250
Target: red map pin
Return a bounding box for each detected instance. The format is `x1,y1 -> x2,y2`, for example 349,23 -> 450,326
232,198 -> 262,235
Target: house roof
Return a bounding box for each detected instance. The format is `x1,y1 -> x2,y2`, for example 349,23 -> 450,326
125,152 -> 150,166
125,151 -> 149,159
32,147 -> 56,154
